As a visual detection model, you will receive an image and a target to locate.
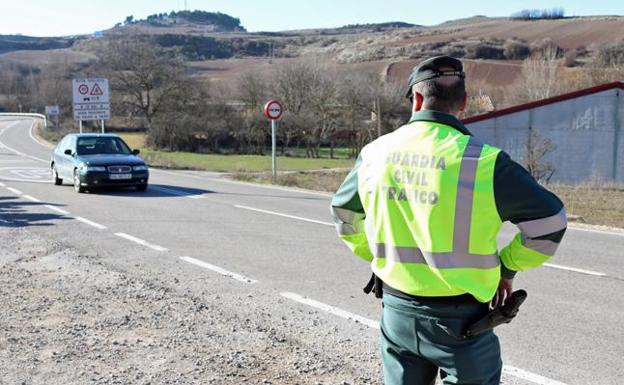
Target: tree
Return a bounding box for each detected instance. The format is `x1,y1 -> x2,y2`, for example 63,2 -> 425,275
523,128 -> 556,183
518,44 -> 561,102
101,40 -> 186,131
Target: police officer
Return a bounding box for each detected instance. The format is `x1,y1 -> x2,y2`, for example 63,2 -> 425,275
331,56 -> 567,385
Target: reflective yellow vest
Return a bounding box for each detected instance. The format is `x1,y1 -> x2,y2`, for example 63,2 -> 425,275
356,120 -> 502,302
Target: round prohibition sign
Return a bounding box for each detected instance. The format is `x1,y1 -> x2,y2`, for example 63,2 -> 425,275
78,84 -> 89,95
263,99 -> 284,120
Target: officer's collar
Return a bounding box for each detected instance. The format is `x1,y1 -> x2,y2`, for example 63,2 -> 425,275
408,110 -> 473,136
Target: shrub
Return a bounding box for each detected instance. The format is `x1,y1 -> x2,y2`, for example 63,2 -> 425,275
465,43 -> 505,60
503,40 -> 530,60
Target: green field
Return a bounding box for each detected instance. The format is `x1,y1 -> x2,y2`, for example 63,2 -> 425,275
141,149 -> 355,172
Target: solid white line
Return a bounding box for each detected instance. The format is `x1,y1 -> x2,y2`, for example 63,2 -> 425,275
6,187 -> 22,195
29,121 -> 54,149
149,185 -> 204,199
280,291 -> 380,329
544,263 -> 606,277
502,365 -> 569,385
74,216 -> 107,230
235,204 -> 334,226
114,232 -> 168,252
44,204 -> 69,215
179,256 -> 258,284
0,181 -> 4,186
22,194 -> 41,203
567,225 -> 624,237
281,291 -> 569,385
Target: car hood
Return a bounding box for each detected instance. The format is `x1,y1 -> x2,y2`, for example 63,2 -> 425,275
76,154 -> 146,166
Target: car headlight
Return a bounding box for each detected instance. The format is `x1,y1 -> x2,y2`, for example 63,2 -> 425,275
79,164 -> 106,172
132,165 -> 148,171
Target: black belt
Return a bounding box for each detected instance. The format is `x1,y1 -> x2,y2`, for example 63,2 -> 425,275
382,283 -> 481,305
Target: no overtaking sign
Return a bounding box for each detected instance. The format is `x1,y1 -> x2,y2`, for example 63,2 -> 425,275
72,78 -> 110,121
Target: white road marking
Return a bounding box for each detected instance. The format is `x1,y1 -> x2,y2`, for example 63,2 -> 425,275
544,263 -> 606,277
0,176 -> 48,184
0,121 -> 48,163
44,204 -> 69,215
502,365 -> 569,385
22,194 -> 41,203
74,216 -> 107,230
280,291 -> 380,329
0,181 -> 5,186
281,291 -> 569,385
6,187 -> 22,195
29,121 -> 54,149
179,256 -> 258,284
149,185 -> 204,199
235,204 -> 334,226
567,225 -> 624,237
114,232 -> 168,252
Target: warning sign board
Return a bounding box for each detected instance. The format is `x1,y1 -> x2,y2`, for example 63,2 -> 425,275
72,78 -> 110,121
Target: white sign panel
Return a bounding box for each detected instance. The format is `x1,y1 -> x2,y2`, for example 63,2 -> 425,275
45,105 -> 60,115
72,78 -> 110,121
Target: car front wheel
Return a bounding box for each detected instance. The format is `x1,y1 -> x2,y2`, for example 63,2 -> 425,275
73,170 -> 85,193
52,165 -> 62,185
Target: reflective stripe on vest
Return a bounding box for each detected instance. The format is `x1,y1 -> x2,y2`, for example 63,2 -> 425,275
373,136 -> 499,269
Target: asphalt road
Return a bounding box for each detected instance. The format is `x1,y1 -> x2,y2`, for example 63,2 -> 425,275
1,117 -> 622,385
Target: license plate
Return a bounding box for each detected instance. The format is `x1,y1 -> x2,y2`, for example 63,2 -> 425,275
109,173 -> 132,180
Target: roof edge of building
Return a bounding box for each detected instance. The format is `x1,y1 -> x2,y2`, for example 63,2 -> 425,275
462,81 -> 624,124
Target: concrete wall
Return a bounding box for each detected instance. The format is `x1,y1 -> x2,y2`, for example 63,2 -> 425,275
467,88 -> 623,184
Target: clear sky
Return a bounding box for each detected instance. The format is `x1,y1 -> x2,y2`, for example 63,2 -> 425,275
0,0 -> 622,36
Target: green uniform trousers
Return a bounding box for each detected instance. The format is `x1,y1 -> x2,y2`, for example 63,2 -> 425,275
381,293 -> 502,385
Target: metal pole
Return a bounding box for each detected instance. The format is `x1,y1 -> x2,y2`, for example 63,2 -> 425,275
101,119 -> 105,133
79,120 -> 83,133
271,119 -> 277,181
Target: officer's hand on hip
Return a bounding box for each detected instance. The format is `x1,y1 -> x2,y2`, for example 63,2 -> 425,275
491,278 -> 514,308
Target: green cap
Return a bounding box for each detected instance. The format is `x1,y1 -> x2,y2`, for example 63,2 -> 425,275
405,55 -> 465,99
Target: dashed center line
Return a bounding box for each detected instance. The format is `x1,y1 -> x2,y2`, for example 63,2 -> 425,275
114,232 -> 168,252
6,187 -> 22,195
22,194 -> 41,203
149,185 -> 204,199
44,204 -> 69,215
74,216 -> 107,230
179,256 -> 258,284
281,291 -> 569,385
281,291 -> 380,329
235,204 -> 334,226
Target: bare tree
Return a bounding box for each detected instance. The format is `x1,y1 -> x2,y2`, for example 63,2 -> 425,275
101,40 -> 185,131
523,128 -> 556,183
520,44 -> 561,101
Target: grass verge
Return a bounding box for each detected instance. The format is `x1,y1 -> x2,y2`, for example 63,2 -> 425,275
234,171 -> 624,229
141,149 -> 355,172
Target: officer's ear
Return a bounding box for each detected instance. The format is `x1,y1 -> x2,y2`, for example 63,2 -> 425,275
458,92 -> 468,112
412,92 -> 424,112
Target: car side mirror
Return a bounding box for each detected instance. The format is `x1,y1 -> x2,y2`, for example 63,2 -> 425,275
64,149 -> 73,156
132,149 -> 140,155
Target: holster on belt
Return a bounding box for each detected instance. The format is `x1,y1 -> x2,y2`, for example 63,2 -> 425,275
363,273 -> 383,298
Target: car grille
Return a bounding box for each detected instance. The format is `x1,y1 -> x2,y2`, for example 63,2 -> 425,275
107,165 -> 132,173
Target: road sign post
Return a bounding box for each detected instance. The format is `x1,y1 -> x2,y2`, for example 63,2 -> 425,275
263,99 -> 284,180
72,78 -> 110,133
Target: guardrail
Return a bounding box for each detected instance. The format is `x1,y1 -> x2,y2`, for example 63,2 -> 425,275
0,113 -> 47,128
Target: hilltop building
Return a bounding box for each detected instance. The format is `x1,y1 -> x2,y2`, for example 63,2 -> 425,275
464,81 -> 624,183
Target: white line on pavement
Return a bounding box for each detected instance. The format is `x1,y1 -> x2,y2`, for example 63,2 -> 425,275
179,256 -> 258,284
29,121 -> 54,149
567,225 -> 624,237
114,232 -> 168,252
0,139 -> 48,164
44,204 -> 69,215
235,204 -> 334,226
22,194 -> 41,203
74,216 -> 107,230
0,181 -> 5,186
544,263 -> 606,277
6,187 -> 22,195
280,291 -> 380,329
281,291 -> 569,385
502,365 -> 569,385
149,185 -> 204,199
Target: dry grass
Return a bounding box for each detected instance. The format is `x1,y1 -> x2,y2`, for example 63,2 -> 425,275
234,172 -> 624,229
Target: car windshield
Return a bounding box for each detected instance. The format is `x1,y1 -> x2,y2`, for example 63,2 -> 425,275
76,137 -> 132,155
